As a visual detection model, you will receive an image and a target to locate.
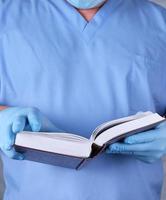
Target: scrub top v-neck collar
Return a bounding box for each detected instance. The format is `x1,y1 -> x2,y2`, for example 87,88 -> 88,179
57,0 -> 123,43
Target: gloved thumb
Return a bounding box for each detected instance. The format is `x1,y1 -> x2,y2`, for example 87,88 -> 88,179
12,116 -> 26,133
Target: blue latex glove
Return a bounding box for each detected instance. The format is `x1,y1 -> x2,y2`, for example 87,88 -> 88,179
0,107 -> 62,160
106,121 -> 166,163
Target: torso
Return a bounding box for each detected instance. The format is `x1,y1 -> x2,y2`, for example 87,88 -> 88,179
0,0 -> 166,199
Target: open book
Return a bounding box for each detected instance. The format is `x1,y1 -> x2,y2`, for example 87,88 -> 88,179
14,111 -> 166,169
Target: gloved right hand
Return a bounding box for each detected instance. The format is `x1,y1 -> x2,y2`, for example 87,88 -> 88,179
0,106 -> 62,160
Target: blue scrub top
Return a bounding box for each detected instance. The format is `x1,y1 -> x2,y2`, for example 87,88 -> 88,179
0,0 -> 166,199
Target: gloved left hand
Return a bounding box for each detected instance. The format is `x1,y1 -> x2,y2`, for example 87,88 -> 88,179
106,121 -> 166,163
0,106 -> 63,160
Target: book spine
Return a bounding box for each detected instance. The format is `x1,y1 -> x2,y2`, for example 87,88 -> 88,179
89,143 -> 105,158
76,159 -> 88,170
76,145 -> 108,169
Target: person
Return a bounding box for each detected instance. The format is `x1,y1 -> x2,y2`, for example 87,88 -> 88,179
0,0 -> 166,199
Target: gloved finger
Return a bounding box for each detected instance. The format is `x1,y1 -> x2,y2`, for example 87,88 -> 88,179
12,116 -> 26,133
107,148 -> 157,157
155,121 -> 166,129
124,129 -> 159,144
1,147 -> 24,160
3,126 -> 15,150
27,109 -> 41,132
106,142 -> 152,154
135,155 -> 158,164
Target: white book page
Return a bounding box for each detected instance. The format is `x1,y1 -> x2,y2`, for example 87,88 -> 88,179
94,113 -> 164,146
91,111 -> 153,140
39,132 -> 89,142
15,132 -> 92,158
